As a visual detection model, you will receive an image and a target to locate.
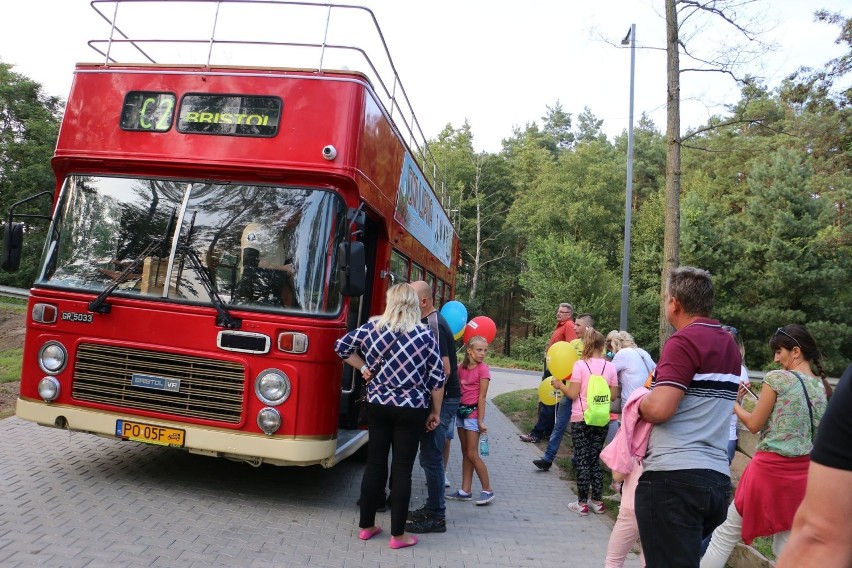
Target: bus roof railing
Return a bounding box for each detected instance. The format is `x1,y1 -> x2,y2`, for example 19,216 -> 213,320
87,0 -> 452,216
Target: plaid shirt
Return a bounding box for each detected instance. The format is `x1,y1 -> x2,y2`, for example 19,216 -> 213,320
335,321 -> 445,409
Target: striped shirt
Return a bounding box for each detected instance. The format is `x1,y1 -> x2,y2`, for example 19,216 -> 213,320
335,321 -> 445,409
644,319 -> 742,475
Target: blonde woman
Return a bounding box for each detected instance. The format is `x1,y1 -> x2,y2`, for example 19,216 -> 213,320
606,330 -> 656,412
335,284 -> 445,550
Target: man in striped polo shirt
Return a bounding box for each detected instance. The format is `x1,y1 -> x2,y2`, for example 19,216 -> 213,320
636,267 -> 742,566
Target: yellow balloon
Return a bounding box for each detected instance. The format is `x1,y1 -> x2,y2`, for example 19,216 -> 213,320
547,341 -> 579,380
538,379 -> 560,405
569,338 -> 584,358
454,327 -> 465,340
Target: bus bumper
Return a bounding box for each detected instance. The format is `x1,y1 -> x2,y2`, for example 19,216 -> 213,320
16,397 -> 341,467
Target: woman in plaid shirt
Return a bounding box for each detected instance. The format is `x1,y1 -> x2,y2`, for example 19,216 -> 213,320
335,283 -> 445,549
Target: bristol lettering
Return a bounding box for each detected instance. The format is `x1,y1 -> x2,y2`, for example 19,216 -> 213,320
183,111 -> 270,126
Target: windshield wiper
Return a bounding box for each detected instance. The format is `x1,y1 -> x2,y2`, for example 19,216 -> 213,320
88,239 -> 162,314
178,245 -> 242,329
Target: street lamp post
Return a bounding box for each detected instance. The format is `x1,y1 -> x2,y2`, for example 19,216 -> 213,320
619,24 -> 636,332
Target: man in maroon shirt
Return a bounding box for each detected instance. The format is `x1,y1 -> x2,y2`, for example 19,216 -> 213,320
520,303 -> 578,443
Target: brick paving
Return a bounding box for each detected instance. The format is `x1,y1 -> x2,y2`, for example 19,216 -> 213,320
0,367 -> 641,567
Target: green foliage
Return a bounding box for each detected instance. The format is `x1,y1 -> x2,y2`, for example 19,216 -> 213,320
509,336 -> 550,368
0,60 -> 62,288
520,235 -> 621,332
484,352 -> 541,371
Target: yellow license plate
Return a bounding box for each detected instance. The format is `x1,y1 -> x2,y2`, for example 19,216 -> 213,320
115,419 -> 185,448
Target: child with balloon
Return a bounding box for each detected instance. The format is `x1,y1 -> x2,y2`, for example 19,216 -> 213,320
553,328 -> 619,516
447,335 -> 495,506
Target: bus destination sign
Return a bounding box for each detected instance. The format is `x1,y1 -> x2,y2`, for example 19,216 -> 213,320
177,94 -> 281,137
120,92 -> 282,137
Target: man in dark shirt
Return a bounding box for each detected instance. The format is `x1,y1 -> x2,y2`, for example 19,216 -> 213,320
406,281 -> 460,534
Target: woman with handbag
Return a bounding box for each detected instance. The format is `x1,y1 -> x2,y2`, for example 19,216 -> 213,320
606,330 -> 656,415
701,324 -> 830,566
334,284 -> 445,550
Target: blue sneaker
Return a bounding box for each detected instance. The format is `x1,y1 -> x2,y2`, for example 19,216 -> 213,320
446,489 -> 472,501
475,491 -> 495,506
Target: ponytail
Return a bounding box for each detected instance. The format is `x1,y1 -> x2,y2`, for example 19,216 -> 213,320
814,357 -> 833,399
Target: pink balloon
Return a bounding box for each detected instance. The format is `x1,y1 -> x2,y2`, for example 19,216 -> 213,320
463,316 -> 497,344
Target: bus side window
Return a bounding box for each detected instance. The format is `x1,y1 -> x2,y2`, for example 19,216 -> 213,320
390,250 -> 409,283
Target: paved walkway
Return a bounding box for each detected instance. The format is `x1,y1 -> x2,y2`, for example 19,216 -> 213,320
0,367 -> 642,567
400,366 -> 643,566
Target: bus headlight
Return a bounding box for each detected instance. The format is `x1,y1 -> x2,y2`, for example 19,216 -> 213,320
38,341 -> 67,374
255,369 -> 291,406
257,407 -> 281,435
38,377 -> 61,402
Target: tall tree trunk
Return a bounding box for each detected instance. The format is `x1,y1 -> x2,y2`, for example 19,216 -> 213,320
467,158 -> 484,302
660,0 -> 680,346
504,288 -> 515,356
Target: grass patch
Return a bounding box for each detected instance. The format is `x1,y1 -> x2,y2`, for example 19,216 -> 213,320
751,537 -> 775,561
0,296 -> 27,311
0,348 -> 23,384
492,388 -> 618,519
493,389 -> 540,436
484,353 -> 540,371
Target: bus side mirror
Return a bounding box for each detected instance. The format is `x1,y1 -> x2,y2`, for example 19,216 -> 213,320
1,222 -> 24,272
339,241 -> 366,296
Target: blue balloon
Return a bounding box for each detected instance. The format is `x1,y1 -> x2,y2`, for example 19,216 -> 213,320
440,300 -> 468,335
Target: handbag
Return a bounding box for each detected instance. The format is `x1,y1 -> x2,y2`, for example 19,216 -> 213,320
356,331 -> 403,425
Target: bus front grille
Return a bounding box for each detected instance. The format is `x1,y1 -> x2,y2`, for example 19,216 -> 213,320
72,343 -> 245,423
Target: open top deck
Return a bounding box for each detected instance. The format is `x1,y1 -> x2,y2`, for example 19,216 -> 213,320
86,0 -> 450,210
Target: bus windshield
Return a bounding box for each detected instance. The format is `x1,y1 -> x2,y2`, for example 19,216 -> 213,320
38,176 -> 346,316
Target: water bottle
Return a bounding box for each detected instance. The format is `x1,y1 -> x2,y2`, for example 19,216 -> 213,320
479,434 -> 489,457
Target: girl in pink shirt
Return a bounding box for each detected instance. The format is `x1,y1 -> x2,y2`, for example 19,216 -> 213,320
447,336 -> 495,505
554,328 -> 618,516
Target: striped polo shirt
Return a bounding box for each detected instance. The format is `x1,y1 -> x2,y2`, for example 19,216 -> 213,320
644,319 -> 742,475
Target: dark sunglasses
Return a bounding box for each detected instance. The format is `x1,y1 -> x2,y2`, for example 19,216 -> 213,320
774,327 -> 802,349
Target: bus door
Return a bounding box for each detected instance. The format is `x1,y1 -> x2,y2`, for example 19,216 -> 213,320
338,209 -> 380,429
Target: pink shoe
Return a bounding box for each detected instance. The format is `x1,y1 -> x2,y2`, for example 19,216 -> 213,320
389,535 -> 418,549
358,526 -> 382,540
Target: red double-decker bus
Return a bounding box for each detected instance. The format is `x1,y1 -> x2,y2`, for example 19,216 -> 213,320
2,0 -> 458,467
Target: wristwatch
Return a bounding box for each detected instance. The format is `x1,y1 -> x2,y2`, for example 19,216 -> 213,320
360,364 -> 369,374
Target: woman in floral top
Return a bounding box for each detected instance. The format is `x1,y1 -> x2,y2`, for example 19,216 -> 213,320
701,324 -> 830,567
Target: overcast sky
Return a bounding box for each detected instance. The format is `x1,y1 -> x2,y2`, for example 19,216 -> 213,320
1,0 -> 848,152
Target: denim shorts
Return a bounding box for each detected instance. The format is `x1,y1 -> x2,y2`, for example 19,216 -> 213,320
461,417 -> 481,432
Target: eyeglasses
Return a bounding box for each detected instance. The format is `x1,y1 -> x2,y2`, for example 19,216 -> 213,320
774,327 -> 802,349
557,310 -> 570,315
